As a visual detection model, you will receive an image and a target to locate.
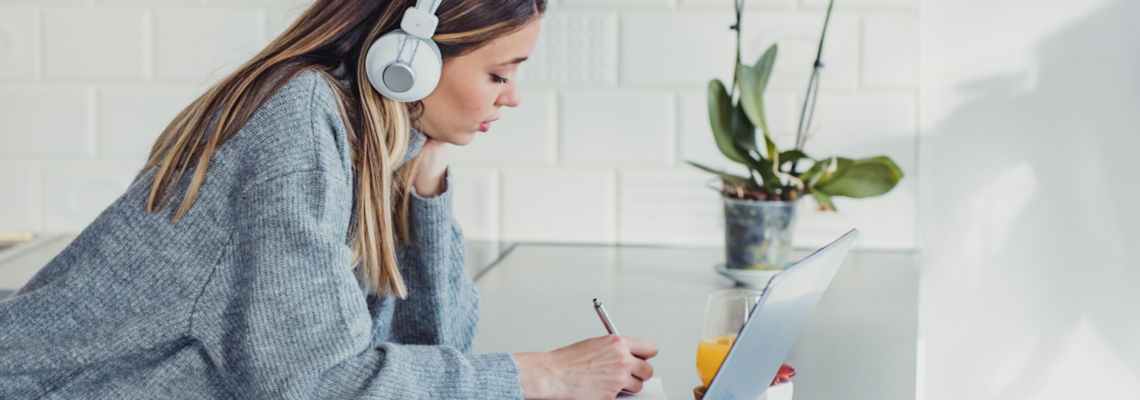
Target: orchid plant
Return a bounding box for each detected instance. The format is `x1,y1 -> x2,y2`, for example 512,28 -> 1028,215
687,0 -> 903,211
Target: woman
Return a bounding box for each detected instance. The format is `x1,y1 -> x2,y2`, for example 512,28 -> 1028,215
0,0 -> 657,398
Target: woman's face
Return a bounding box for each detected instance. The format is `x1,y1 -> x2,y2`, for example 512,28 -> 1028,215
412,16 -> 541,145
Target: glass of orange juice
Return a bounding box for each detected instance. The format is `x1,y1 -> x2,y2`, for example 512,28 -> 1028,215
696,288 -> 764,389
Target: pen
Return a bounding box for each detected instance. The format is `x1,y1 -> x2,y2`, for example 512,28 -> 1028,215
593,298 -> 619,335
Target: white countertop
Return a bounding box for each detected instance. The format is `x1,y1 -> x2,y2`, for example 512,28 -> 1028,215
472,244 -> 919,400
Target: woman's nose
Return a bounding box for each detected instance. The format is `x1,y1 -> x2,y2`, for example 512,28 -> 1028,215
499,84 -> 521,107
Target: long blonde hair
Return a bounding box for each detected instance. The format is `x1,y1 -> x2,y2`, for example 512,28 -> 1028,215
143,0 -> 546,298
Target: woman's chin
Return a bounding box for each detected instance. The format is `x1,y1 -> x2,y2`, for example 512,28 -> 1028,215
450,131 -> 477,146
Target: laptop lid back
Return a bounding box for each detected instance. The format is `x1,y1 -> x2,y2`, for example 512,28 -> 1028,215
703,229 -> 859,400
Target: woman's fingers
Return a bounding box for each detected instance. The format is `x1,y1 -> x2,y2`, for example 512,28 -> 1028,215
622,336 -> 660,360
630,357 -> 654,382
622,374 -> 645,394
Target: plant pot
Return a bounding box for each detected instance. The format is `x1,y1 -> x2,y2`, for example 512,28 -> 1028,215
723,197 -> 798,270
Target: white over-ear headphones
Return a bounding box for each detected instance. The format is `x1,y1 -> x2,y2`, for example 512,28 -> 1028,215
365,0 -> 444,102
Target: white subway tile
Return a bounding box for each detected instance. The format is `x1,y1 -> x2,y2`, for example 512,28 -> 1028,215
680,0 -> 793,10
618,169 -> 724,246
862,14 -> 918,89
796,92 -> 916,172
560,90 -> 675,167
213,0 -> 312,6
153,10 -> 263,84
795,182 -> 916,249
802,0 -> 916,10
266,5 -> 310,41
449,167 -> 499,241
677,89 -> 798,173
738,13 -> 858,90
517,12 -> 617,88
560,0 -> 671,9
95,0 -> 203,4
501,169 -> 615,243
43,159 -> 140,232
620,12 -> 736,88
0,159 -> 40,231
450,90 -> 556,166
98,85 -> 200,162
0,7 -> 38,81
42,9 -> 146,81
0,86 -> 90,157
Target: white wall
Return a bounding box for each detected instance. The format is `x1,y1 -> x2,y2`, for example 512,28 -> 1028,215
919,0 -> 1140,398
0,0 -> 919,249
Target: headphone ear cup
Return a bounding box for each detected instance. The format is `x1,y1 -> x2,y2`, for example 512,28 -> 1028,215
365,29 -> 443,103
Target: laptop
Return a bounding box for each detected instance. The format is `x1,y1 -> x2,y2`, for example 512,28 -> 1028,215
702,229 -> 859,400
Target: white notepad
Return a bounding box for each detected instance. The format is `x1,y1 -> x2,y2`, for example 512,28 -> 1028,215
615,377 -> 668,400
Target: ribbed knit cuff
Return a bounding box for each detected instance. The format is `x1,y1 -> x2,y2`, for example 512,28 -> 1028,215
408,168 -> 455,243
467,352 -> 525,399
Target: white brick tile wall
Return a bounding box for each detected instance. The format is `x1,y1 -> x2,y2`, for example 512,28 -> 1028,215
0,86 -> 91,157
739,12 -> 859,90
618,168 -> 723,245
518,12 -> 617,88
0,7 -> 39,81
500,169 -> 616,243
797,92 -> 917,172
0,160 -> 40,231
559,89 -> 675,167
0,2 -> 921,249
679,0 -> 793,11
861,14 -> 918,89
560,0 -> 672,10
619,12 -> 736,88
153,9 -> 264,84
450,90 -> 556,166
265,5 -> 309,40
449,167 -> 499,241
42,159 -> 140,232
42,9 -> 147,81
802,0 -> 917,10
211,0 -> 311,6
97,85 -> 199,162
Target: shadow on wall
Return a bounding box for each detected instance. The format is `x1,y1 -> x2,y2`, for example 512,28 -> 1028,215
921,0 -> 1140,399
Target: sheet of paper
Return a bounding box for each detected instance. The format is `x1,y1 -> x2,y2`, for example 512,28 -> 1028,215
615,377 -> 668,400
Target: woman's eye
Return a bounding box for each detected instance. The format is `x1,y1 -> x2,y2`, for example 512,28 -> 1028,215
491,74 -> 508,84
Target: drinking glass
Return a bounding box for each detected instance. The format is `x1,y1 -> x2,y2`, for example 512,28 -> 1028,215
695,288 -> 764,389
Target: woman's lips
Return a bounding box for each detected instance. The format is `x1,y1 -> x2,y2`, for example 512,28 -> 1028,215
478,121 -> 491,132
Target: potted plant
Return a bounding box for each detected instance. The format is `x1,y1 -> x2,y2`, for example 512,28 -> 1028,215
689,0 -> 903,271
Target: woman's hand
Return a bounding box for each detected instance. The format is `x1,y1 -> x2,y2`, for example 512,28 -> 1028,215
513,335 -> 659,400
413,137 -> 449,198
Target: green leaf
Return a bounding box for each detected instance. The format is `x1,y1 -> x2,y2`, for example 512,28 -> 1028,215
737,44 -> 778,135
810,190 -> 837,211
707,79 -> 750,165
685,161 -> 759,190
730,99 -> 757,154
778,150 -> 811,172
810,156 -> 904,198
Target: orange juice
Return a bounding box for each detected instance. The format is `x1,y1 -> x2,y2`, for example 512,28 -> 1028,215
696,334 -> 737,388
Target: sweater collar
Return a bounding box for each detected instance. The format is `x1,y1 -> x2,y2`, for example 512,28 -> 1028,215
398,126 -> 427,169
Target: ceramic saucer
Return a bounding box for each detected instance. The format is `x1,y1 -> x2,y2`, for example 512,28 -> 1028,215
714,263 -> 782,289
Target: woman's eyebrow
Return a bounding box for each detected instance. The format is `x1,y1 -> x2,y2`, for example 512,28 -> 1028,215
498,56 -> 529,66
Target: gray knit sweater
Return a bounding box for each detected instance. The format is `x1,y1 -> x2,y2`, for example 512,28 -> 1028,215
0,70 -> 523,399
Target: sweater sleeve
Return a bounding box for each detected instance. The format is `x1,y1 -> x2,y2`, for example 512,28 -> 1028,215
227,169 -> 523,399
391,168 -> 480,353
